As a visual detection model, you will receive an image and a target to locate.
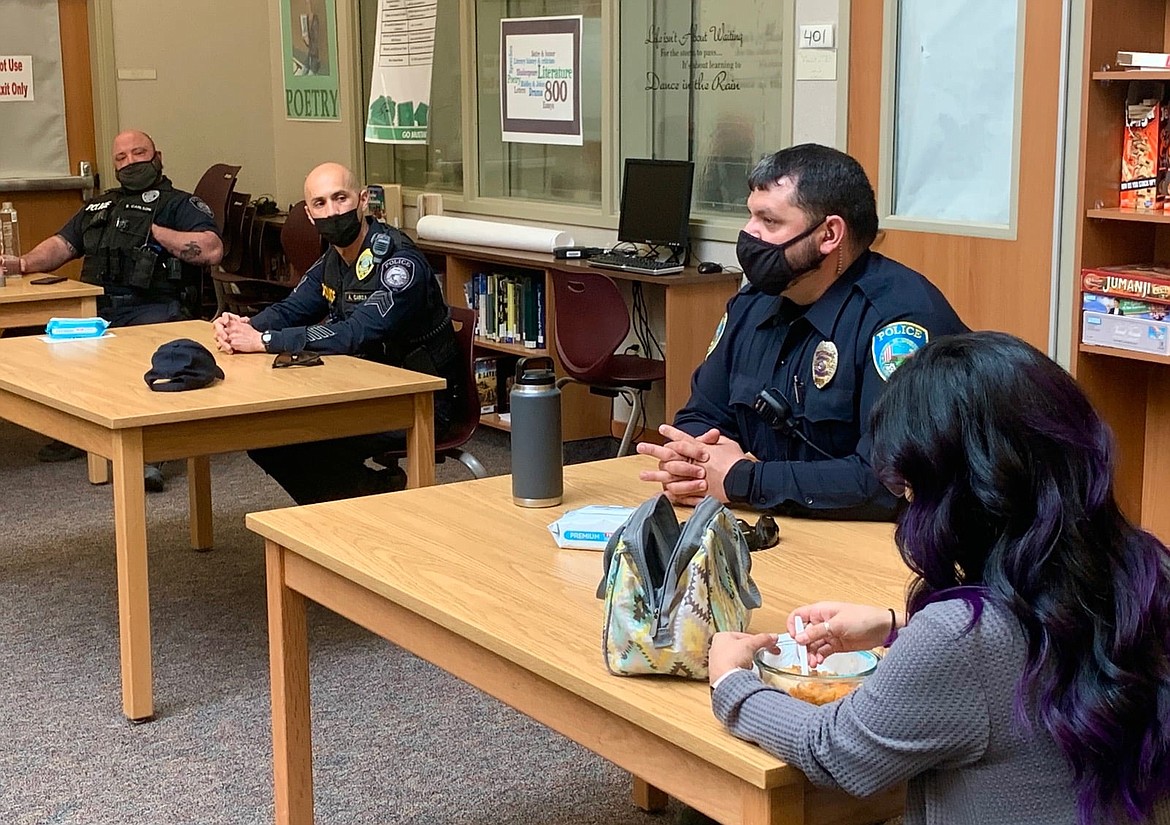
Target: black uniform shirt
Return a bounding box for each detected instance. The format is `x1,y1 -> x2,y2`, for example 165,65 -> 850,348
250,218 -> 441,359
675,250 -> 968,520
57,179 -> 217,253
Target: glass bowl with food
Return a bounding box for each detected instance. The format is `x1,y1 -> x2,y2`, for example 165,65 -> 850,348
754,633 -> 880,706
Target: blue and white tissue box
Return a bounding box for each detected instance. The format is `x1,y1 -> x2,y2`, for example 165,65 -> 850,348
547,504 -> 635,550
45,317 -> 110,339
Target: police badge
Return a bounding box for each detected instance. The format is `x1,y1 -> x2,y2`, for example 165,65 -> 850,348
812,341 -> 838,389
142,190 -> 160,204
355,248 -> 374,281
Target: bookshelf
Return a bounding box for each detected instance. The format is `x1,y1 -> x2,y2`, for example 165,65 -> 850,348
1074,2 -> 1170,537
415,236 -> 740,443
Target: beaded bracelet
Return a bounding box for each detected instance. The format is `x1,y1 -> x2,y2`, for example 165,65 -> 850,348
882,607 -> 899,647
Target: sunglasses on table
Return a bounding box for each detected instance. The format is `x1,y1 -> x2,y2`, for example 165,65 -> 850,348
272,351 -> 324,368
737,515 -> 780,552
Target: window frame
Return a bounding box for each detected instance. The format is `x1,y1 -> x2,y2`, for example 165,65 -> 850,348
353,0 -> 802,243
875,0 -> 1027,240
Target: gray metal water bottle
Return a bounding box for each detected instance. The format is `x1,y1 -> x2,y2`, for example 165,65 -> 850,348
510,356 -> 563,507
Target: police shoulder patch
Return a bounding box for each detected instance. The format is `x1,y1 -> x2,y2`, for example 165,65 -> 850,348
380,256 -> 415,291
190,196 -> 214,218
872,321 -> 929,381
706,312 -> 728,358
370,233 -> 391,257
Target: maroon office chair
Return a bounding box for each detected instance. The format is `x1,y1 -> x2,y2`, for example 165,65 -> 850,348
192,164 -> 241,233
220,190 -> 251,274
551,271 -> 666,456
373,305 -> 486,480
280,200 -> 326,280
191,164 -> 241,317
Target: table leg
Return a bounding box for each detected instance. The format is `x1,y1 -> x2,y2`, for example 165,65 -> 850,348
406,391 -> 435,488
111,429 -> 153,721
742,784 -> 803,825
188,456 -> 213,551
632,777 -> 668,812
267,540 -> 314,825
88,453 -> 110,485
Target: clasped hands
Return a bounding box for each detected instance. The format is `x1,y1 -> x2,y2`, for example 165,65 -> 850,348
213,312 -> 264,354
635,423 -> 749,506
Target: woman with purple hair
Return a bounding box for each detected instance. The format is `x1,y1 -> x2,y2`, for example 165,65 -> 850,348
706,331 -> 1170,825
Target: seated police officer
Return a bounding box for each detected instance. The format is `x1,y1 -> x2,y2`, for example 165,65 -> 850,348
0,129 -> 223,491
638,144 -> 967,521
214,162 -> 463,506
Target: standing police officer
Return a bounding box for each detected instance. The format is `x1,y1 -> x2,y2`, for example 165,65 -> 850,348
1,130 -> 223,490
214,162 -> 463,505
638,144 -> 967,521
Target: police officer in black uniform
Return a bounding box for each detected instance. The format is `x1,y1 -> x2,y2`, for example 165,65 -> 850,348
638,144 -> 967,521
214,162 -> 463,505
4,130 -> 223,326
3,130 -> 223,490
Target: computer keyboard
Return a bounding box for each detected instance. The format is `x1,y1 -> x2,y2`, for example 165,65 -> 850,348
587,252 -> 684,276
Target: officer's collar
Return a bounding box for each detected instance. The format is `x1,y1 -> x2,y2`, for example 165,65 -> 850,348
760,250 -> 870,337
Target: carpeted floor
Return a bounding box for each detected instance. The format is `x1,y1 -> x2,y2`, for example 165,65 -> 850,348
1,420 -> 689,824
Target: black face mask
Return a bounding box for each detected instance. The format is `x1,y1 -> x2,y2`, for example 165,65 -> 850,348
314,208 -> 364,247
116,155 -> 163,192
736,218 -> 827,296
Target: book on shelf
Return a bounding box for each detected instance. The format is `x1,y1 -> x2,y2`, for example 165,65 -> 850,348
1082,264 -> 1170,305
467,271 -> 545,348
474,356 -> 498,414
1117,51 -> 1170,70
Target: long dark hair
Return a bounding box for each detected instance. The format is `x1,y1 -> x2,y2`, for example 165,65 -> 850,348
869,331 -> 1170,824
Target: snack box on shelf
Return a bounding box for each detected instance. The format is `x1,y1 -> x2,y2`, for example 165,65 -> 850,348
1081,264 -> 1170,305
1082,310 -> 1170,356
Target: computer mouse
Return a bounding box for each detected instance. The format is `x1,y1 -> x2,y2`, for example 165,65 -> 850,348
697,261 -> 723,274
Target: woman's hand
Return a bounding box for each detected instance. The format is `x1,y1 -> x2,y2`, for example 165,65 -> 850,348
786,602 -> 901,666
708,631 -> 779,686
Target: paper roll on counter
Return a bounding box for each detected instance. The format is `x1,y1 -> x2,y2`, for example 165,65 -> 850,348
416,215 -> 575,253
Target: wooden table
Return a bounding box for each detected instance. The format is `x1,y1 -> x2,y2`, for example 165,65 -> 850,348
248,455 -> 909,825
0,320 -> 444,722
0,275 -> 103,334
0,275 -> 109,481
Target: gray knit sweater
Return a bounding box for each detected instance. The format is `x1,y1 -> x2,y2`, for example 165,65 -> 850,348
712,598 -> 1167,825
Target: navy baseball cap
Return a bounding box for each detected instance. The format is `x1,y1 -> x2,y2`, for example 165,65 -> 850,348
143,339 -> 225,392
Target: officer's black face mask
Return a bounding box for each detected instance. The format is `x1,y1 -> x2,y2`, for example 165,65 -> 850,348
314,208 -> 363,248
116,155 -> 163,193
736,218 -> 827,296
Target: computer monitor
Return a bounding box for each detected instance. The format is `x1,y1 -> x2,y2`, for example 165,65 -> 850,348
617,158 -> 695,250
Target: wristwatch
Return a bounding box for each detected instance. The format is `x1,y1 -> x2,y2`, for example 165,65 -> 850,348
261,331 -> 273,351
724,459 -> 754,503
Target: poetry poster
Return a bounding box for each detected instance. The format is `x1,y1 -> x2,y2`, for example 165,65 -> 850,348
280,0 -> 341,121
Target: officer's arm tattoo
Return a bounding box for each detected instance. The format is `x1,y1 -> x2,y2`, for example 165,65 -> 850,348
180,241 -> 202,262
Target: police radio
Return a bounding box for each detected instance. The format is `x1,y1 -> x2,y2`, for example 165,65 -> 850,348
752,387 -> 833,459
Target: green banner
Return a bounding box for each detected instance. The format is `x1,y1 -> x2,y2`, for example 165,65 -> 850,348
280,0 -> 341,121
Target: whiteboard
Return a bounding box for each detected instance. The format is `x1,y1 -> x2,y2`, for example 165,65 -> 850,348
892,0 -> 1020,226
0,0 -> 70,179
